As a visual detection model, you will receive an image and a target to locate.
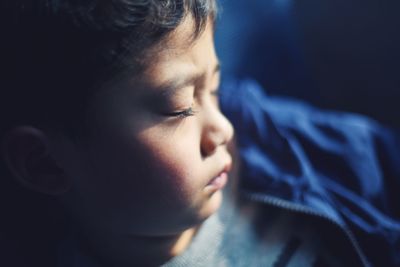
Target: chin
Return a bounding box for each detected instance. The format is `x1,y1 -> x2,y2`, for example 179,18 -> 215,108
170,190 -> 224,234
197,190 -> 224,221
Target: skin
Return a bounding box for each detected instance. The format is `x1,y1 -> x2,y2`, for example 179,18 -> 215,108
49,16 -> 234,266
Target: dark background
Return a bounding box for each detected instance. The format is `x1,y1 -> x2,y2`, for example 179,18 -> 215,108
215,0 -> 400,129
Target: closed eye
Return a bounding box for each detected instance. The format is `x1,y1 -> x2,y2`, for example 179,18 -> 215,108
164,107 -> 197,118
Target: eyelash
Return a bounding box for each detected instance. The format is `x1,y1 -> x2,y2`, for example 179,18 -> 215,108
166,107 -> 197,118
165,89 -> 219,118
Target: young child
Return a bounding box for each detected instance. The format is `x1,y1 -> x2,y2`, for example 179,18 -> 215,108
1,1 -> 398,266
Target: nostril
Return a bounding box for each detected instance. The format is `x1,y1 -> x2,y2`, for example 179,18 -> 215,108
200,131 -> 219,157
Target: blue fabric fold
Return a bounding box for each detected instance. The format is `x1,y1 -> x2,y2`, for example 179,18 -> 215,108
220,78 -> 400,267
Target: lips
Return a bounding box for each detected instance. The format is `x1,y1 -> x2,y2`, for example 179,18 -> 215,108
205,161 -> 232,193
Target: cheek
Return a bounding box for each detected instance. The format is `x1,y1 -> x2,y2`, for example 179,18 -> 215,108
84,123 -> 203,210
133,127 -> 203,197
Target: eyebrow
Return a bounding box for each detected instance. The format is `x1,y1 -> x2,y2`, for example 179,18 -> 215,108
158,62 -> 221,98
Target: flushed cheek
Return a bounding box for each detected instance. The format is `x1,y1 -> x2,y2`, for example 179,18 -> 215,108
135,123 -> 203,186
114,140 -> 206,232
109,143 -> 199,206
138,138 -> 203,199
110,134 -> 201,203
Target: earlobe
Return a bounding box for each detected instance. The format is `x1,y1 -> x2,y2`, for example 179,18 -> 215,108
1,126 -> 71,195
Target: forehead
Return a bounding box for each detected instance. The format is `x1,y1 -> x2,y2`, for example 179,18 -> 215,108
88,16 -> 218,113
138,16 -> 218,86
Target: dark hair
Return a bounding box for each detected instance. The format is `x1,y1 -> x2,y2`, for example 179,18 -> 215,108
0,1 -> 217,265
0,0 -> 217,138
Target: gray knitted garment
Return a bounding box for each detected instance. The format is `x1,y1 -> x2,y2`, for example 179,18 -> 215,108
161,198 -> 344,267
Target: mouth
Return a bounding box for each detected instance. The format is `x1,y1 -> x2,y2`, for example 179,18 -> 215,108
205,161 -> 232,193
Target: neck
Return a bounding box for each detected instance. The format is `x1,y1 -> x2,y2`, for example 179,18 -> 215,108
169,226 -> 199,257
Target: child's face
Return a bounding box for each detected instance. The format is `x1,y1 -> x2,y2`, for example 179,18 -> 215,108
56,16 -> 234,243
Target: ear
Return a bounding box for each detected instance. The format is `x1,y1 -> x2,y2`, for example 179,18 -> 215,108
1,126 -> 71,195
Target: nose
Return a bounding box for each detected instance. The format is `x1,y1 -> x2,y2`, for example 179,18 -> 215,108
200,105 -> 234,157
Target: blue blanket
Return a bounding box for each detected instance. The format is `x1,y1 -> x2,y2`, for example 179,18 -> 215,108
220,78 -> 400,267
